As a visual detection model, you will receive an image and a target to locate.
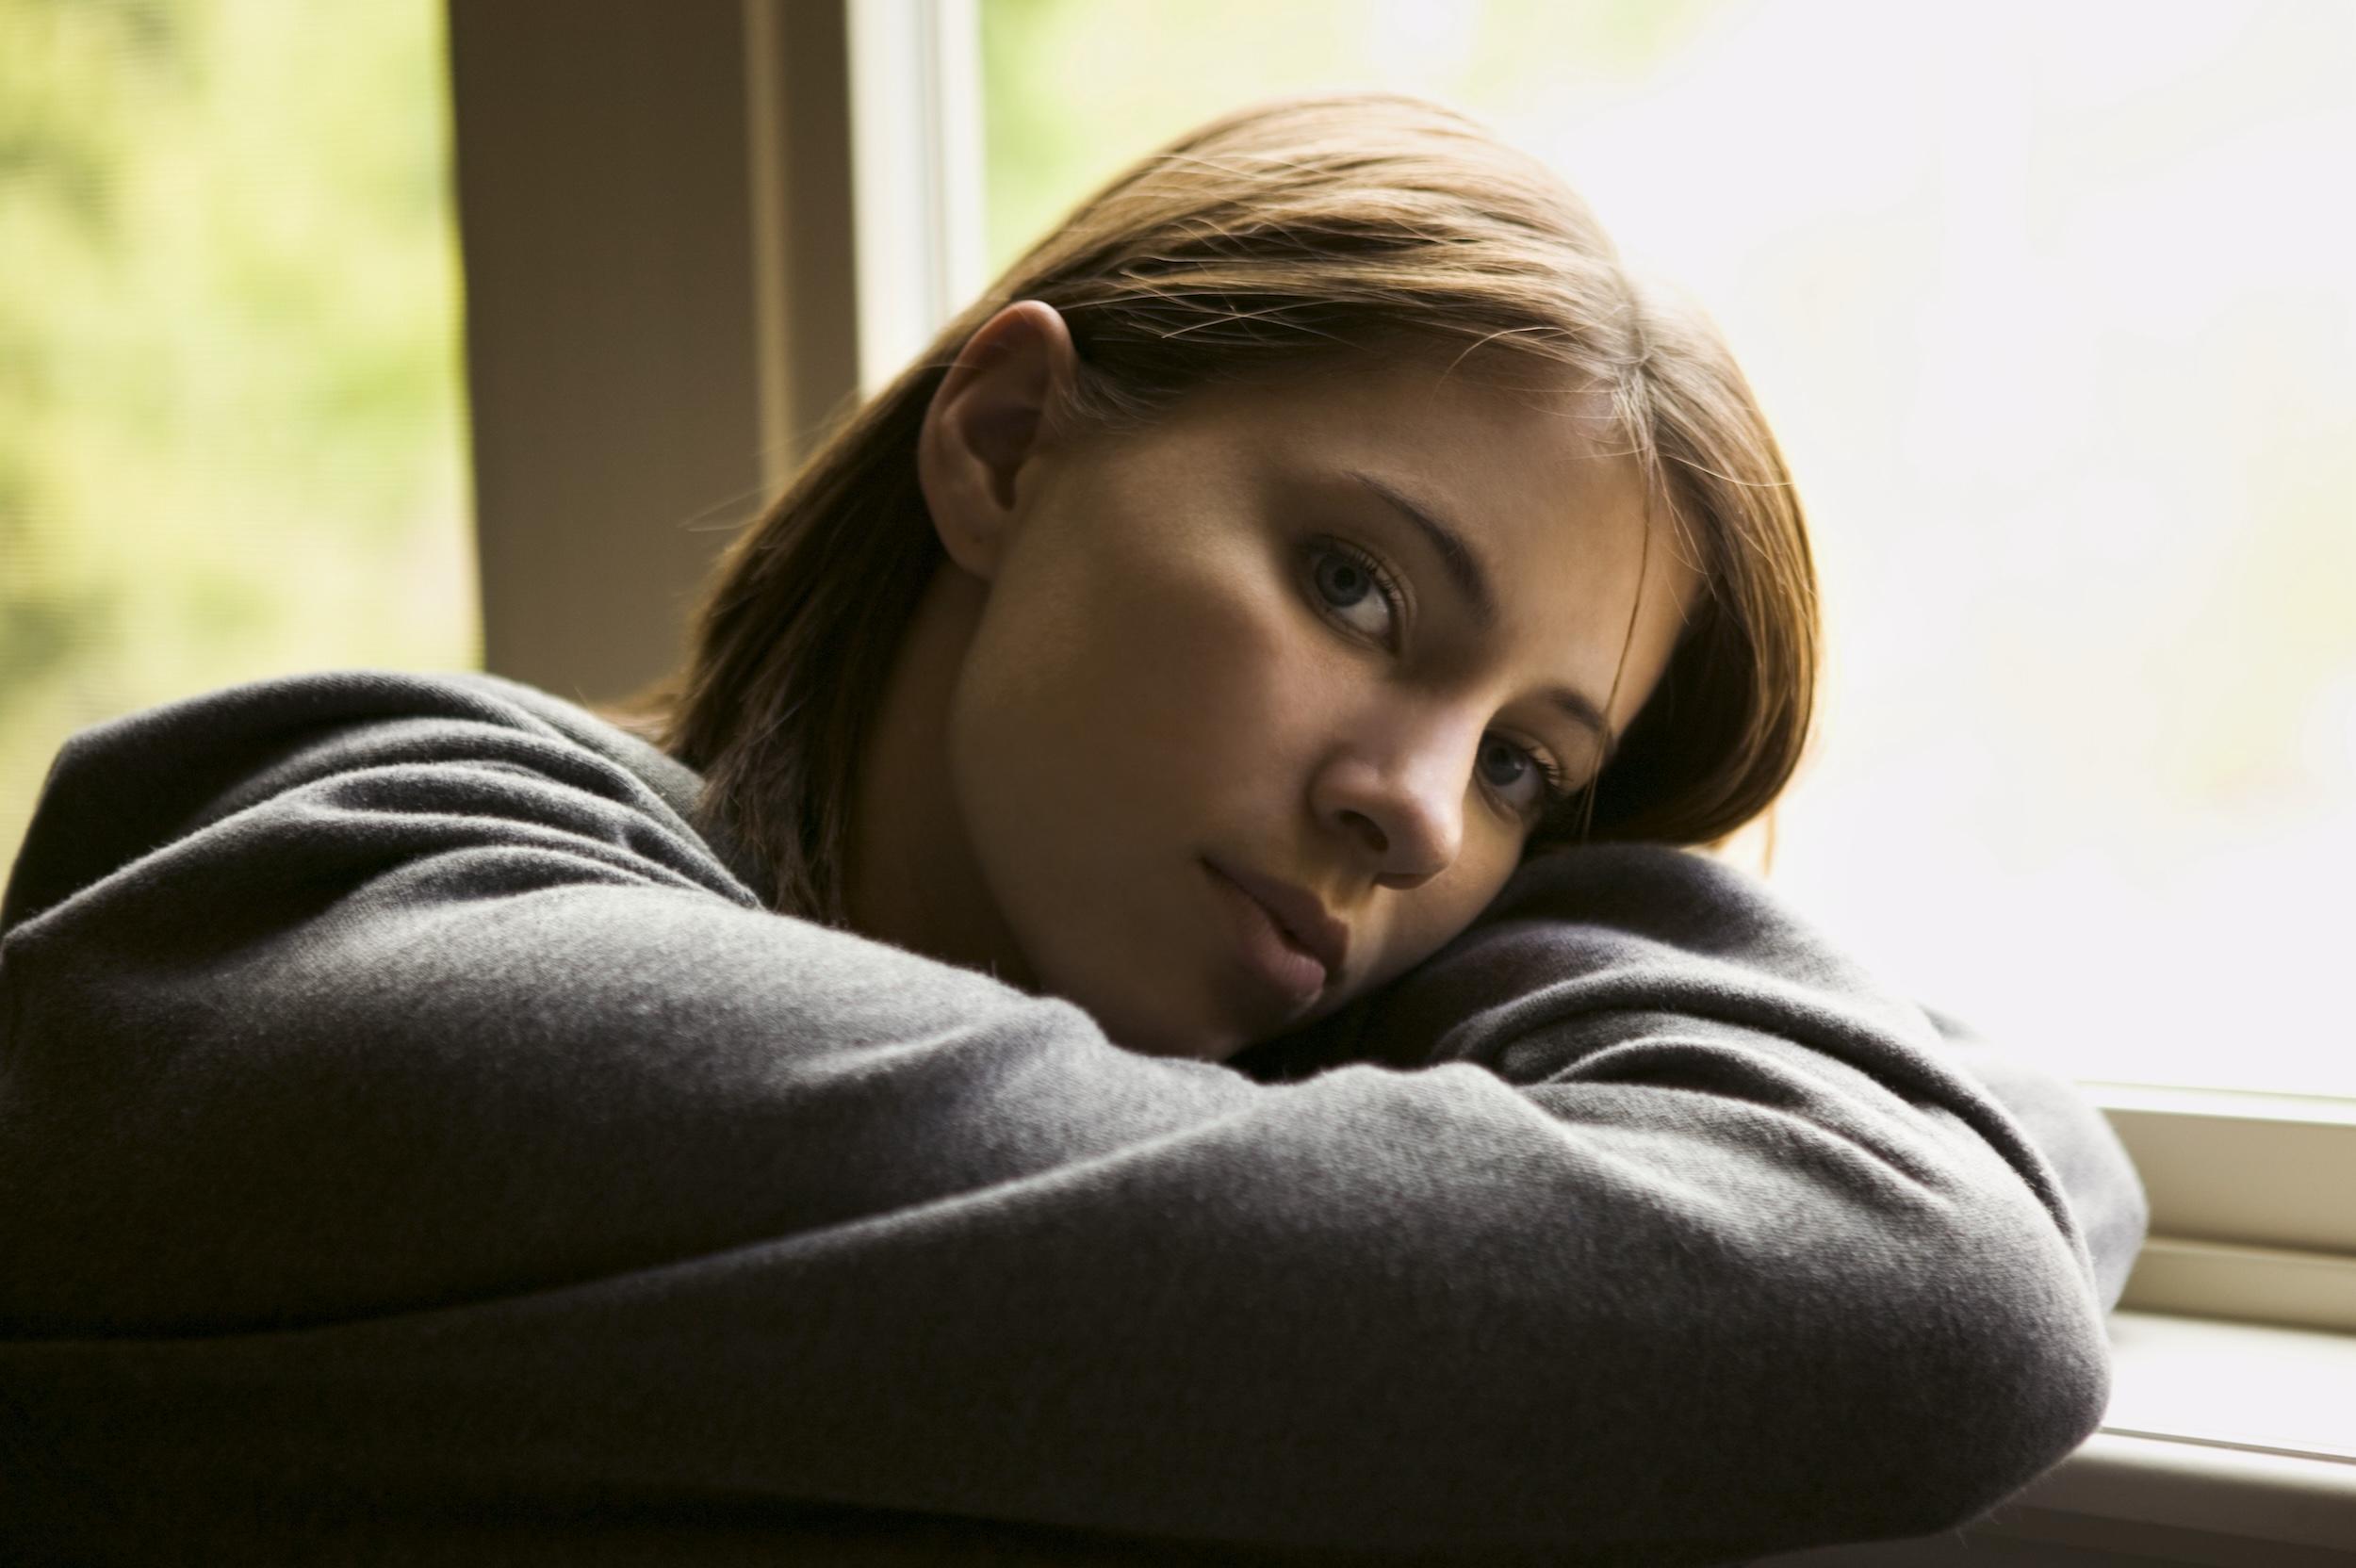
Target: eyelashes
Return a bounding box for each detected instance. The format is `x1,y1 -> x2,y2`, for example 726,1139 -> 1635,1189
1301,536 -> 1577,818
1306,536 -> 1408,645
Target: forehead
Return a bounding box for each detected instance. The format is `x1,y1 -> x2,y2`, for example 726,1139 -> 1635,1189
1161,354 -> 1642,527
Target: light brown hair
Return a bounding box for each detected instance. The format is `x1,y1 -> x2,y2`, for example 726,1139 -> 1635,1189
606,91 -> 1818,925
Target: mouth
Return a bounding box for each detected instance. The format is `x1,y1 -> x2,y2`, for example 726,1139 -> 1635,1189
1203,858 -> 1350,977
1203,858 -> 1334,1012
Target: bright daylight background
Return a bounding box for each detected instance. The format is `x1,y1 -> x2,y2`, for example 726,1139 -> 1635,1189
983,0 -> 2356,1098
1,0 -> 2348,1096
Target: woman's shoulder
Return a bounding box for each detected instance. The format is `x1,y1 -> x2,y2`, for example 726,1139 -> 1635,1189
49,666 -> 664,776
2,667 -> 769,939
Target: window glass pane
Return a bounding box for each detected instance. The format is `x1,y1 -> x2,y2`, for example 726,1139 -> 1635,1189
980,0 -> 2356,1098
0,0 -> 478,869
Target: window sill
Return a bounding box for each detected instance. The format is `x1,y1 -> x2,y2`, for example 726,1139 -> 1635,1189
1759,1310 -> 2356,1565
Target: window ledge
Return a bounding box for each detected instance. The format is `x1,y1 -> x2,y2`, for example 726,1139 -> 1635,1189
1761,1310 -> 2356,1564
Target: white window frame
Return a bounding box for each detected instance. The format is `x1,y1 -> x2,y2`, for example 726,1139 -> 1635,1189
2089,1083 -> 2356,1333
844,0 -> 986,400
446,0 -> 2356,1338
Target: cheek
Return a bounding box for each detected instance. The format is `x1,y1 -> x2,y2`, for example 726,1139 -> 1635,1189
1058,532 -> 1312,770
1133,546 -> 1355,817
948,540 -> 1286,848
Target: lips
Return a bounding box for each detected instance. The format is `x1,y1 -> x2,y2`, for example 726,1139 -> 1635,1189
1204,858 -> 1350,979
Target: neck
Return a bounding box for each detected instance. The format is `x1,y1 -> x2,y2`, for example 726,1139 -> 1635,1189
843,563 -> 1038,992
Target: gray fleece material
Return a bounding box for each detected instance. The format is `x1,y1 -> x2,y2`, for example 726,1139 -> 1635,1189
0,668 -> 2148,1566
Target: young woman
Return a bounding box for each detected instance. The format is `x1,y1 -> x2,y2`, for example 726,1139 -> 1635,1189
0,93 -> 2144,1565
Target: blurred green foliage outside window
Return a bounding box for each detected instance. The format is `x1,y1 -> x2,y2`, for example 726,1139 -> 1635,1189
0,0 -> 477,868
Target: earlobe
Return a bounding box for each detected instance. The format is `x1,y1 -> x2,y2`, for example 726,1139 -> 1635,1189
917,301 -> 1079,581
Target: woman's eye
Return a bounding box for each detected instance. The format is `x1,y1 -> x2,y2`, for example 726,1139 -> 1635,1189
1306,539 -> 1571,824
1307,539 -> 1399,645
1477,734 -> 1567,818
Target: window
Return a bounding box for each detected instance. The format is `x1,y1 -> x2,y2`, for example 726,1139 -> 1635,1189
0,0 -> 478,870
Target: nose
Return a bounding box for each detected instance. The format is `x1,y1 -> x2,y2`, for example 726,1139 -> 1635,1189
1316,720 -> 1476,889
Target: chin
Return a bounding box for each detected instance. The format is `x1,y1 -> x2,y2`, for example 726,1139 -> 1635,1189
1013,898 -> 1243,1064
1109,1013 -> 1241,1064
1064,978 -> 1236,1064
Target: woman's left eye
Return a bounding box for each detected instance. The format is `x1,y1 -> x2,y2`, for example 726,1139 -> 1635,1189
1475,733 -> 1569,817
1304,538 -> 1572,821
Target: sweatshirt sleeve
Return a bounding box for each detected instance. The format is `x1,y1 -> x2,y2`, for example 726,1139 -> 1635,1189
0,687 -> 2130,1567
1236,847 -> 2151,1317
1914,1004 -> 2150,1314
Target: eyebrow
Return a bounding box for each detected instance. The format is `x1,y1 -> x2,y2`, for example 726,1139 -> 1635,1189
1346,468 -> 1614,746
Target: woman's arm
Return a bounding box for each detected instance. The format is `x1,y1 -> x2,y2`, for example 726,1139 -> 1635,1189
1915,1003 -> 2150,1312
0,672 -> 2133,1565
1245,846 -> 2148,1309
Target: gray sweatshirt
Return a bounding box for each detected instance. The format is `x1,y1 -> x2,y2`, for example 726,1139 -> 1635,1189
0,668 -> 2149,1566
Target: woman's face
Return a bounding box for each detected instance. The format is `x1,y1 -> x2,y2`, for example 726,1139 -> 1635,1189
852,303 -> 1697,1063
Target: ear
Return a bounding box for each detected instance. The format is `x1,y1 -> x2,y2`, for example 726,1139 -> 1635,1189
917,300 -> 1081,581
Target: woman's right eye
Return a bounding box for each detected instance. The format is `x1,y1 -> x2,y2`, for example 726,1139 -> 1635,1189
1306,537 -> 1407,649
